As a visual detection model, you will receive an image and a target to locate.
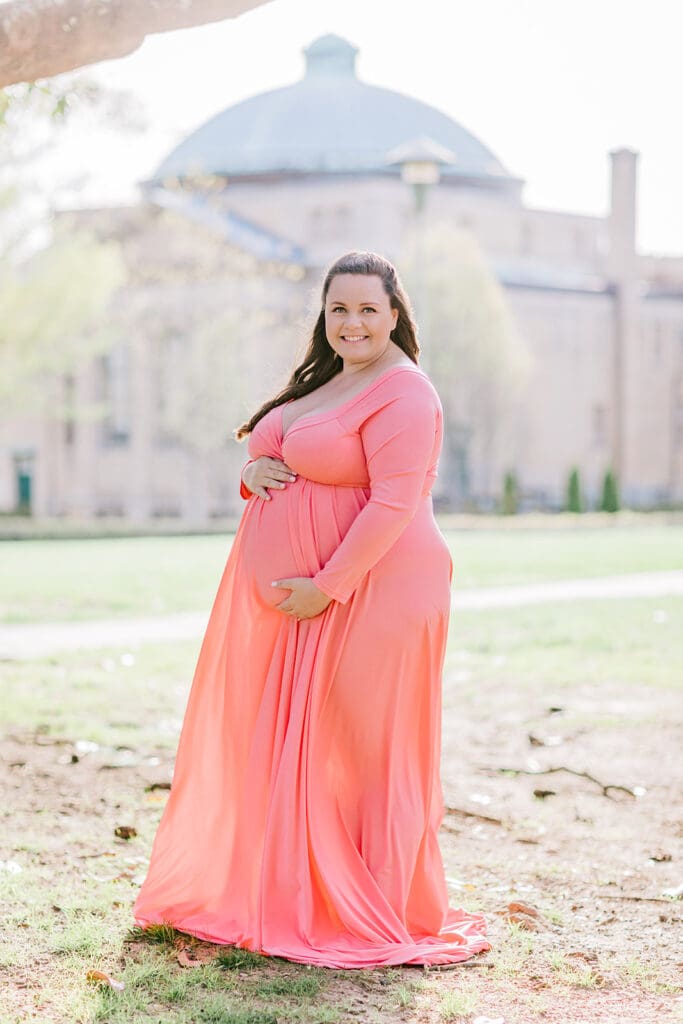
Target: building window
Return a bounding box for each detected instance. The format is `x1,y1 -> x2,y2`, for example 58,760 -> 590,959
100,344 -> 131,446
592,404 -> 607,448
155,331 -> 184,447
63,374 -> 75,446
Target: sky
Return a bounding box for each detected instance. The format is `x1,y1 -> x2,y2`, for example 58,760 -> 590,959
37,0 -> 682,256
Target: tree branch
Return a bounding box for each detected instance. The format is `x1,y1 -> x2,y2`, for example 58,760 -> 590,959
0,0 -> 273,88
444,805 -> 505,826
486,765 -> 637,799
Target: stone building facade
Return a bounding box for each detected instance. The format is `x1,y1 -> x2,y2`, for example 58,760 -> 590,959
2,33 -> 682,520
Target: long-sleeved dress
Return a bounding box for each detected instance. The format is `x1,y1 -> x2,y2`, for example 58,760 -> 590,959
132,363 -> 490,968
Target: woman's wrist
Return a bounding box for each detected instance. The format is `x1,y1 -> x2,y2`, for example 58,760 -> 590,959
240,459 -> 257,499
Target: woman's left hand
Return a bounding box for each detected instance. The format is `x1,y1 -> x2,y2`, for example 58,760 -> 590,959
271,577 -> 333,620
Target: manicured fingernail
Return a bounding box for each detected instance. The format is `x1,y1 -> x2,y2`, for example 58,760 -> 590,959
271,581 -> 278,587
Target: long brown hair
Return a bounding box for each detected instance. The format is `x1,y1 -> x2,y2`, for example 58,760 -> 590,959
234,250 -> 420,440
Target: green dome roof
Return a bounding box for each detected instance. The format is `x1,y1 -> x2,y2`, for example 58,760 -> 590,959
153,34 -> 519,192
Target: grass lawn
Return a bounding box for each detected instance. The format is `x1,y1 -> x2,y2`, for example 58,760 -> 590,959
2,598 -> 681,747
1,526 -> 682,1022
1,524 -> 682,624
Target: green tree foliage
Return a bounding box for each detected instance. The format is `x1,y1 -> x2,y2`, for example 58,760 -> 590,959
399,221 -> 533,507
0,74 -> 129,418
157,302 -> 277,456
600,467 -> 620,512
0,80 -> 75,127
152,274 -> 296,523
0,212 -> 126,415
567,466 -> 583,512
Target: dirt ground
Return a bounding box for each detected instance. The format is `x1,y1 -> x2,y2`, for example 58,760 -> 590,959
3,662 -> 682,1024
437,671 -> 683,1022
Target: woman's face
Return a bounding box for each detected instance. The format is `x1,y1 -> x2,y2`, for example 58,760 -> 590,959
324,273 -> 399,368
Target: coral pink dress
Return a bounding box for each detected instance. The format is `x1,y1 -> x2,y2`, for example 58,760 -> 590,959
132,364 -> 490,968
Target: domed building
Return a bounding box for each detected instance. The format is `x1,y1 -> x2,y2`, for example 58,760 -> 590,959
153,34 -> 518,190
143,32 -> 526,272
2,33 -> 682,520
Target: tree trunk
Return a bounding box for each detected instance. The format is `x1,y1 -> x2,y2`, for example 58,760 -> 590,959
0,0 -> 272,87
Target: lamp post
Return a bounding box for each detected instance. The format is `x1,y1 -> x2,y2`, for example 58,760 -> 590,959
384,136 -> 456,373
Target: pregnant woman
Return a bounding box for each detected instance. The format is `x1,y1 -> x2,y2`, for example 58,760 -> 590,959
132,250 -> 490,968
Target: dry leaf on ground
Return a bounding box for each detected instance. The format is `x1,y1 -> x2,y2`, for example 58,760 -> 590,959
85,969 -> 125,991
177,947 -> 203,968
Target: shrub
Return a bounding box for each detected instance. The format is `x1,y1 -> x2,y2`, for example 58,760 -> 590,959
501,470 -> 519,515
600,467 -> 620,512
567,466 -> 583,513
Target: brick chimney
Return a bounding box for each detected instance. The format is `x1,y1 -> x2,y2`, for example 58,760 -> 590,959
608,147 -> 639,278
607,147 -> 639,499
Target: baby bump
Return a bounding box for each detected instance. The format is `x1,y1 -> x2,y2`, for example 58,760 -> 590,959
239,478 -> 368,610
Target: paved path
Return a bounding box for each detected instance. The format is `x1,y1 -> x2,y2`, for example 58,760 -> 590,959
450,569 -> 683,609
1,571 -> 681,660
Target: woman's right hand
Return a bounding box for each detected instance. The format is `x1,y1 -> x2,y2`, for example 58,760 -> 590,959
242,457 -> 297,501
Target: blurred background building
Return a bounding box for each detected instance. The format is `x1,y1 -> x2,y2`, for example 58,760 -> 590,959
2,32 -> 682,521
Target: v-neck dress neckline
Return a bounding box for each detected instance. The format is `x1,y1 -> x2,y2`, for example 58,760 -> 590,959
280,364 -> 423,442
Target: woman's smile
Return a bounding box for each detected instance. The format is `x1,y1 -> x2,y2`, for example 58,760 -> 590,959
325,273 -> 399,368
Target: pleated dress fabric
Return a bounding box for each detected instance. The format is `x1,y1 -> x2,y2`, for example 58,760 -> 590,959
132,364 -> 490,968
